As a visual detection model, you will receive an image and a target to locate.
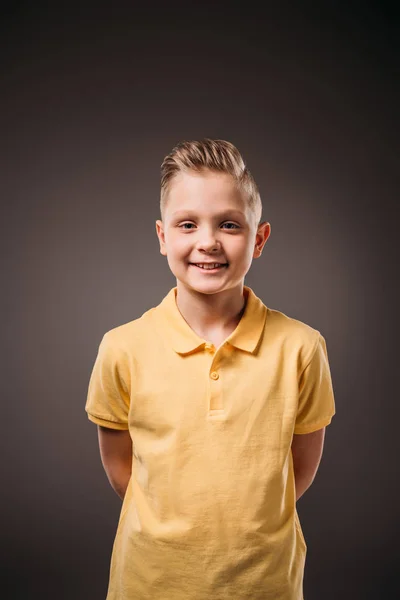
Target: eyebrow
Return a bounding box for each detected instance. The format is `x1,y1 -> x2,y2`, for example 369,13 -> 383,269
171,210 -> 246,219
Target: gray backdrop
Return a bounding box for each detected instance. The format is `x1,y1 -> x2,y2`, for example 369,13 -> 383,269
2,2 -> 398,599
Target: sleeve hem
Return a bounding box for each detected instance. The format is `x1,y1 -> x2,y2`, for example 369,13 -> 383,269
86,413 -> 129,430
294,415 -> 334,434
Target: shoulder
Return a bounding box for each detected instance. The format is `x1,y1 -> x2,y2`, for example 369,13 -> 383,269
264,306 -> 321,366
266,306 -> 319,338
98,306 -> 158,355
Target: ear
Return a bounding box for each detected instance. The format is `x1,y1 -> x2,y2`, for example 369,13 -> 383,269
253,221 -> 271,258
155,220 -> 167,256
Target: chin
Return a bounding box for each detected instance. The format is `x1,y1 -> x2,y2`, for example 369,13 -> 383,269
184,279 -> 231,295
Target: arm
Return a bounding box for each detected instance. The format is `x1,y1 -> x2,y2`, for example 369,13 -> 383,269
291,427 -> 325,502
97,426 -> 133,500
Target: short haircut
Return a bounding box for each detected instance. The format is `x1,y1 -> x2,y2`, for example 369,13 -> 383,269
160,138 -> 262,225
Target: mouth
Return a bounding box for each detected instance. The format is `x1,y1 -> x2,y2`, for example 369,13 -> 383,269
189,262 -> 229,272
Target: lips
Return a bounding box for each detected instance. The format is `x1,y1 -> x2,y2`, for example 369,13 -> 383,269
189,261 -> 228,266
189,262 -> 229,271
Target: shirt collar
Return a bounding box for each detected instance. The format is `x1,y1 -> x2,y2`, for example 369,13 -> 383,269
155,286 -> 267,355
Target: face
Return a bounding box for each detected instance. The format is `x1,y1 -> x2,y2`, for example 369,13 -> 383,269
155,170 -> 270,296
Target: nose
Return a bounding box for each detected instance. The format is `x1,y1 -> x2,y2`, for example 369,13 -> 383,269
196,228 -> 221,253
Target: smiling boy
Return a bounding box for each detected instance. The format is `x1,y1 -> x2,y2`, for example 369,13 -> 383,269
85,139 -> 336,599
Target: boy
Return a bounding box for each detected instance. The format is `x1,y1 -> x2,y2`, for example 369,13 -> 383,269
85,139 -> 335,600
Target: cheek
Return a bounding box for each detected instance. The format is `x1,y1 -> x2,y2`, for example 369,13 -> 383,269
166,234 -> 190,257
229,238 -> 253,262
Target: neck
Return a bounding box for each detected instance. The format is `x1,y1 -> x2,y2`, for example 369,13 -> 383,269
175,281 -> 247,338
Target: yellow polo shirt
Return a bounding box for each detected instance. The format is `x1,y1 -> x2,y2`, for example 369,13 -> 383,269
85,286 -> 335,600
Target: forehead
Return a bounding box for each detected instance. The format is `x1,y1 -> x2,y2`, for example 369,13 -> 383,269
166,170 -> 249,216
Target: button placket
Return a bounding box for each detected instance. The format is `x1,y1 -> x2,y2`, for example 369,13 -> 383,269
208,352 -> 223,412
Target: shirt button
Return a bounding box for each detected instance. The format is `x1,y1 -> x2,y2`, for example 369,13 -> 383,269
210,371 -> 219,380
204,343 -> 215,352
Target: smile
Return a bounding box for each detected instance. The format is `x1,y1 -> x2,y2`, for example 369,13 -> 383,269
190,263 -> 228,271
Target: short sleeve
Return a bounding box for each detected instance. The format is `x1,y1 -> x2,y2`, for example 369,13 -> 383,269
294,333 -> 336,434
85,332 -> 131,430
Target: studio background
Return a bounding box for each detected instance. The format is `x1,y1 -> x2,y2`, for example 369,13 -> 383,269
2,2 -> 398,599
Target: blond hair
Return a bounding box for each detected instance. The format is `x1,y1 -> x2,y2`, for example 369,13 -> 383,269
160,138 -> 262,225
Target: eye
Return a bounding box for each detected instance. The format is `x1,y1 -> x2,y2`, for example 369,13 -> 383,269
178,222 -> 196,230
221,222 -> 240,230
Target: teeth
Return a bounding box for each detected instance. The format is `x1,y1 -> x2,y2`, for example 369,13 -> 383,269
195,263 -> 223,269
